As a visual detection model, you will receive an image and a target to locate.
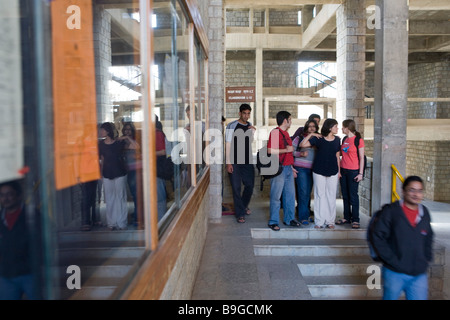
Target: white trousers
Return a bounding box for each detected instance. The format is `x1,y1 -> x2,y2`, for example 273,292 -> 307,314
103,175 -> 128,229
313,172 -> 338,226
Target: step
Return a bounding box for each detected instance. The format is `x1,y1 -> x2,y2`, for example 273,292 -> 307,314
58,246 -> 146,261
62,286 -> 117,300
254,244 -> 370,257
58,229 -> 145,246
298,262 -> 381,277
251,228 -> 367,240
304,276 -> 383,299
58,264 -> 133,280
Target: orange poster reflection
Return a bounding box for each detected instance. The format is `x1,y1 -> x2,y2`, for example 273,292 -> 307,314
51,0 -> 100,190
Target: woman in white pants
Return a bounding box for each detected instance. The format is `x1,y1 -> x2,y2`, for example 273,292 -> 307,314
300,119 -> 341,229
99,122 -> 138,230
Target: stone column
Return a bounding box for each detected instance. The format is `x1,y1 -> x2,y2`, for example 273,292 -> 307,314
208,0 -> 225,223
336,0 -> 366,131
255,48 -> 263,128
372,0 -> 409,211
93,5 -> 112,123
301,5 -> 314,32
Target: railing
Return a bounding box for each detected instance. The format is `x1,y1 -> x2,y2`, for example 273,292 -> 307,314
391,164 -> 405,203
296,62 -> 336,90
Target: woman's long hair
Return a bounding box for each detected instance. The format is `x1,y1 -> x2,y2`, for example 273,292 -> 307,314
302,119 -> 319,136
342,119 -> 361,139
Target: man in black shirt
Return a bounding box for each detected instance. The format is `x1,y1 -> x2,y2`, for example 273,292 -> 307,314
225,104 -> 256,223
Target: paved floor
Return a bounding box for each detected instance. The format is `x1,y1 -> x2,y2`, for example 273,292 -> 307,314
191,197 -> 450,300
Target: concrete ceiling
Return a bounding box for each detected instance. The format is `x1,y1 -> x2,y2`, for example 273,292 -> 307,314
224,0 -> 450,64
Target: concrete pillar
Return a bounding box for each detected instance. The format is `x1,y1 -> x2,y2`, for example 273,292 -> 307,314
255,48 -> 263,128
336,0 -> 366,131
93,5 -> 112,123
301,5 -> 314,32
208,0 -> 225,223
372,0 -> 409,211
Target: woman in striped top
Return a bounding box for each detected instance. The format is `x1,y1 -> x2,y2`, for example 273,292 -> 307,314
292,119 -> 319,225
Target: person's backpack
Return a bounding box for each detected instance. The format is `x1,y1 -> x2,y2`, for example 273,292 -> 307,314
342,135 -> 367,177
366,203 -> 390,262
256,129 -> 288,190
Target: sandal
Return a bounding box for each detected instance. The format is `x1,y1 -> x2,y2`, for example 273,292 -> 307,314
245,208 -> 251,215
352,222 -> 360,229
326,224 -> 335,229
314,225 -> 323,229
268,224 -> 280,231
335,219 -> 350,225
284,219 -> 301,227
237,216 -> 246,223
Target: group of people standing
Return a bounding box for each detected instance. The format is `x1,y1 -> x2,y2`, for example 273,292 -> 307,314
226,104 -> 434,300
226,105 -> 365,231
82,121 -> 142,231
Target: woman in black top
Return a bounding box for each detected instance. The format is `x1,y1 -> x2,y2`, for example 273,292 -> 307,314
300,118 -> 341,229
99,122 -> 138,230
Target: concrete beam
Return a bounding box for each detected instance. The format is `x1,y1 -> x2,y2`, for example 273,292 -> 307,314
108,9 -> 140,51
224,0 -> 341,8
302,4 -> 340,50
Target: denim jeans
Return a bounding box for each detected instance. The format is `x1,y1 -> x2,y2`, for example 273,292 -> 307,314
382,267 -> 428,300
339,168 -> 360,223
0,274 -> 36,300
157,177 -> 167,221
228,164 -> 255,219
269,166 -> 296,226
127,169 -> 138,223
294,166 -> 312,222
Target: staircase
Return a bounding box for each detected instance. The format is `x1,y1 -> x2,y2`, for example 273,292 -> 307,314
296,61 -> 336,96
251,227 -> 383,299
57,229 -> 146,300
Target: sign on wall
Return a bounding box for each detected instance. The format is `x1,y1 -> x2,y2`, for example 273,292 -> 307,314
0,0 -> 24,183
51,0 -> 100,190
225,86 -> 255,103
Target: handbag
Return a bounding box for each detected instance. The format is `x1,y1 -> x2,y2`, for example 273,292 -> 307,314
156,155 -> 174,180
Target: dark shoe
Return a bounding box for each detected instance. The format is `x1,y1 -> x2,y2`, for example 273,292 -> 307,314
300,220 -> 309,225
284,219 -> 301,227
352,222 -> 360,229
268,224 -> 280,231
336,219 -> 350,225
237,216 -> 246,223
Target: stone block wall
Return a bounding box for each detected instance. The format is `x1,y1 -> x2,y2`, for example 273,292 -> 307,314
263,61 -> 298,88
406,140 -> 450,203
362,140 -> 450,204
268,104 -> 298,119
408,62 -> 450,119
269,9 -> 300,26
225,59 -> 255,118
161,185 -> 209,299
226,9 -> 249,27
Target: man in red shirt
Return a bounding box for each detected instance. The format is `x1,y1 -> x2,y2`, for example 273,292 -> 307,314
0,180 -> 36,299
267,111 -> 300,231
